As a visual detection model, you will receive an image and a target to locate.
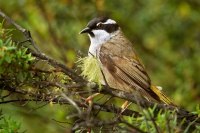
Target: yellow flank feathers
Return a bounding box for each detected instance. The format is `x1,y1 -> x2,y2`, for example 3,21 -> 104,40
77,56 -> 102,89
150,84 -> 176,106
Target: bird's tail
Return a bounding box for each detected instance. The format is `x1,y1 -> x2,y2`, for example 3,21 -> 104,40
150,84 -> 176,106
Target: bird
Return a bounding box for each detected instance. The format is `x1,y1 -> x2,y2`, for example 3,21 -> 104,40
79,17 -> 176,106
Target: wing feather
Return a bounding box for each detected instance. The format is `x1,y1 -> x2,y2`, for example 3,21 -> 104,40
97,31 -> 175,104
100,54 -> 150,90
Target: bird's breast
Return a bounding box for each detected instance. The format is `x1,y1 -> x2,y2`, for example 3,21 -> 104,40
88,43 -> 101,56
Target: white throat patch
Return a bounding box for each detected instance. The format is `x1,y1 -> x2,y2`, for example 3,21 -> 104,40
88,30 -> 112,56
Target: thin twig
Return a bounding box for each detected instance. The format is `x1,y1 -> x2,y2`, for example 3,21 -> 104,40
28,102 -> 49,113
0,9 -> 41,53
61,93 -> 81,114
28,48 -> 85,83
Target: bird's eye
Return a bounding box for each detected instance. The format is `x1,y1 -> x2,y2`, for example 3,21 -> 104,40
96,22 -> 103,29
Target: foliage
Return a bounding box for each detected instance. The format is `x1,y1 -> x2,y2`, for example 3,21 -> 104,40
0,110 -> 22,133
130,108 -> 180,132
0,0 -> 200,133
0,22 -> 35,83
0,0 -> 199,109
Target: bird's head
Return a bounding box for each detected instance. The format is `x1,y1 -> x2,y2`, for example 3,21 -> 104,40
80,17 -> 119,46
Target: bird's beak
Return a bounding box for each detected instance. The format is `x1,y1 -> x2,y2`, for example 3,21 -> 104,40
79,27 -> 91,34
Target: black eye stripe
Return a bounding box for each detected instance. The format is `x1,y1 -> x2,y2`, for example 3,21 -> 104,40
96,23 -> 119,33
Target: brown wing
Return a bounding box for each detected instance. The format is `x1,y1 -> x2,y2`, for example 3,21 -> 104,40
100,53 -> 147,85
98,30 -> 163,101
99,49 -> 160,101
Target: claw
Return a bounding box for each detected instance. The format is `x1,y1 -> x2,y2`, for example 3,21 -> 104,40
121,101 -> 129,110
85,93 -> 100,106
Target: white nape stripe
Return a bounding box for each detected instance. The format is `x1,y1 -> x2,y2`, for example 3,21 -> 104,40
103,19 -> 116,24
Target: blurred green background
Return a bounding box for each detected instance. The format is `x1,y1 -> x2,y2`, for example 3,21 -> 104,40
0,0 -> 200,132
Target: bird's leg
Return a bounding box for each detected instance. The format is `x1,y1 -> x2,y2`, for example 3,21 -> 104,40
121,101 -> 129,110
85,93 -> 100,105
118,101 -> 132,117
84,81 -> 100,106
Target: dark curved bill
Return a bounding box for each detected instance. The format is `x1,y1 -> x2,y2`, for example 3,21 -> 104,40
79,27 -> 91,34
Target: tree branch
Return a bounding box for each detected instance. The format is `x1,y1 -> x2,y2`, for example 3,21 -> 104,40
0,9 -> 200,132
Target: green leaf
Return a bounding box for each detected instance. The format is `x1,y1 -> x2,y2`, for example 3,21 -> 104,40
0,50 -> 4,57
4,37 -> 11,46
196,126 -> 200,130
0,40 -> 3,47
6,46 -> 16,50
21,47 -> 27,55
18,71 -> 24,82
4,54 -> 11,63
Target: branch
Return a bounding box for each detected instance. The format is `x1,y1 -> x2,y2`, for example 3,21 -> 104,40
0,83 -> 140,117
0,9 -> 85,83
0,9 -> 41,53
0,9 -> 200,132
98,85 -> 200,130
29,48 -> 85,83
